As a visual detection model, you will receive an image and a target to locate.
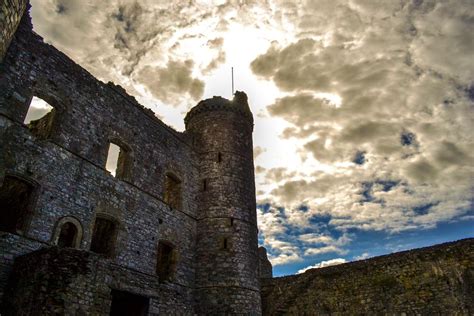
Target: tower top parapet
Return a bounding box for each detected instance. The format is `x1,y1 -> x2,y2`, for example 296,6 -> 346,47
184,91 -> 253,127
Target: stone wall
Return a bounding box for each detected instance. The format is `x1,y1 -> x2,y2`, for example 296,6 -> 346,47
261,238 -> 474,315
0,0 -> 27,61
258,246 -> 273,279
3,247 -> 196,315
0,10 -> 198,312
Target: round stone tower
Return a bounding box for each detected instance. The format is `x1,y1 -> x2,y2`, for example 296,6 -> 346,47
185,91 -> 261,314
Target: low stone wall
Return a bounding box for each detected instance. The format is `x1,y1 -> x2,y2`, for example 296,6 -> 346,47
2,247 -> 194,315
261,238 -> 474,315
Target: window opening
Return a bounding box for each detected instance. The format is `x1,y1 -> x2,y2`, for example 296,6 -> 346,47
24,96 -> 55,138
90,217 -> 117,257
156,241 -> 177,282
106,143 -> 131,179
0,176 -> 34,234
223,238 -> 228,250
24,96 -> 54,124
202,179 -> 207,191
57,222 -> 78,248
230,218 -> 234,227
110,290 -> 149,316
217,152 -> 222,163
164,173 -> 182,210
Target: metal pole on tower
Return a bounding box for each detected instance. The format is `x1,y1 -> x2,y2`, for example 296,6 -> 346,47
231,67 -> 234,96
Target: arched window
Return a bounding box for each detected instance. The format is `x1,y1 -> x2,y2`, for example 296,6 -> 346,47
24,96 -> 56,138
156,241 -> 177,282
57,222 -> 77,247
106,141 -> 132,180
0,175 -> 35,234
52,217 -> 83,248
163,173 -> 182,210
90,216 -> 118,257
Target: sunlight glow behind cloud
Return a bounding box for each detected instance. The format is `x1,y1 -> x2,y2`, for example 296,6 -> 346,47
30,0 -> 474,275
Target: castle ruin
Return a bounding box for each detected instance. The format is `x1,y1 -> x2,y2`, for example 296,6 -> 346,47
0,2 -> 473,315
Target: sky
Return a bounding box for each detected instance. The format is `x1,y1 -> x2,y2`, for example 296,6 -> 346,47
28,0 -> 473,276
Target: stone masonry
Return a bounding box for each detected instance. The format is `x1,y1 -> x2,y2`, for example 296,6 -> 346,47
1,2 -> 473,316
0,4 -> 264,315
262,239 -> 474,315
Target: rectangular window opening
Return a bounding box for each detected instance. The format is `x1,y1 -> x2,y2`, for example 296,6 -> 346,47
164,174 -> 182,210
0,176 -> 34,234
156,241 -> 177,282
106,142 -> 132,180
90,217 -> 117,257
106,143 -> 121,177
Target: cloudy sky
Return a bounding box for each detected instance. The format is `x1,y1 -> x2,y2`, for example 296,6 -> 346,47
29,0 -> 473,276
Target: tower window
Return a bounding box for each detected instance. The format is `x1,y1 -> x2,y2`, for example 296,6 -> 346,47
57,222 -> 78,248
202,178 -> 207,191
0,176 -> 34,234
156,241 -> 177,282
229,218 -> 234,227
164,173 -> 182,210
217,152 -> 222,163
24,96 -> 55,138
220,237 -> 231,251
90,217 -> 117,257
106,142 -> 132,180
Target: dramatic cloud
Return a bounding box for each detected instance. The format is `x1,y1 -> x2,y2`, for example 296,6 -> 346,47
29,0 -> 474,275
137,60 -> 204,104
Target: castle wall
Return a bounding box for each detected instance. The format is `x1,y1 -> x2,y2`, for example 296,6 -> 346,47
0,0 -> 27,61
0,12 -> 198,312
4,247 -> 195,315
261,239 -> 474,315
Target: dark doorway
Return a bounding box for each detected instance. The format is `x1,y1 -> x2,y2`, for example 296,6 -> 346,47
0,176 -> 34,234
90,217 -> 117,257
110,290 -> 149,316
57,222 -> 78,247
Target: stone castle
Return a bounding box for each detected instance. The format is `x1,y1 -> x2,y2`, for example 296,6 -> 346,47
0,2 -> 473,315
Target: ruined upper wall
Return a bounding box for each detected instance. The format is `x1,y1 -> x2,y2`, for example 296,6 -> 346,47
0,8 -> 200,308
0,10 -> 199,215
261,238 -> 474,315
0,0 -> 27,61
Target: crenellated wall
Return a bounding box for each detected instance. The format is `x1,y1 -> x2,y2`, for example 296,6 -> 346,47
261,238 -> 474,315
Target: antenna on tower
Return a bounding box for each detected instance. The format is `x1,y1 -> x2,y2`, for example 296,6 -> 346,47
231,67 -> 234,96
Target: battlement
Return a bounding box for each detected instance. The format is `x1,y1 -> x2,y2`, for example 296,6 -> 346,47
184,91 -> 253,127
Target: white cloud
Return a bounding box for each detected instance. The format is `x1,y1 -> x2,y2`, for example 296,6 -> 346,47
297,258 -> 347,274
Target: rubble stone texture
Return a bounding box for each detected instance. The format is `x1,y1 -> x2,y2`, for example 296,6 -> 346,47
0,2 -> 473,315
262,239 -> 474,315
